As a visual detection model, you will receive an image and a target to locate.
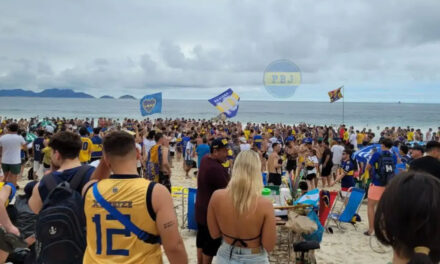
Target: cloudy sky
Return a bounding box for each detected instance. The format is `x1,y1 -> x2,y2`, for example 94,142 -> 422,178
1,0 -> 439,102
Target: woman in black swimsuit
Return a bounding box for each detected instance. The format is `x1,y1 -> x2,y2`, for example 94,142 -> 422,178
207,150 -> 276,263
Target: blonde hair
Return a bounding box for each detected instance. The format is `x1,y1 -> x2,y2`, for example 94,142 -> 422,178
227,150 -> 263,216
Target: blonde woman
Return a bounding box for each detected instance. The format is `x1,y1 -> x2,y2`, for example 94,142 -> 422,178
207,150 -> 276,263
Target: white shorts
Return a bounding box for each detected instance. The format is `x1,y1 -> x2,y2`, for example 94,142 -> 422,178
33,161 -> 44,178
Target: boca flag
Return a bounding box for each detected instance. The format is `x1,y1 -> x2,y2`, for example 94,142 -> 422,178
209,88 -> 240,118
328,86 -> 343,103
140,92 -> 162,116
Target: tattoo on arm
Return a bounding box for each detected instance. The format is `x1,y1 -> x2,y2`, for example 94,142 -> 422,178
163,220 -> 175,229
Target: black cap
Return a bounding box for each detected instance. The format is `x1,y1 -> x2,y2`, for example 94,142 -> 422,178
410,144 -> 425,153
211,138 -> 229,151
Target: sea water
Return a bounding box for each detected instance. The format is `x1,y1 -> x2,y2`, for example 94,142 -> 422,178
0,97 -> 439,131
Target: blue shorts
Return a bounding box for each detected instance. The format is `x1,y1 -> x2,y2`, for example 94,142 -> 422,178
216,241 -> 269,264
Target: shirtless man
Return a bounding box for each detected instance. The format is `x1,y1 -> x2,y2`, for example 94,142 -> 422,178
267,143 -> 282,186
285,141 -> 298,176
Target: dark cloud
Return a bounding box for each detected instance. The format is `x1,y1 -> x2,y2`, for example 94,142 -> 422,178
0,0 -> 439,101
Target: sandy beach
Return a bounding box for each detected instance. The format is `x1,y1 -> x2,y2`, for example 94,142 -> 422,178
14,156 -> 393,264
151,158 -> 394,263
162,159 -> 394,263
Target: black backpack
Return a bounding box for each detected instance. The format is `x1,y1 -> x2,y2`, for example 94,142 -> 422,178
376,151 -> 395,186
35,166 -> 91,264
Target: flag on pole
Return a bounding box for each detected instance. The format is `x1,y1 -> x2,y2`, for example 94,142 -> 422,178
208,88 -> 240,118
140,92 -> 162,116
328,86 -> 343,103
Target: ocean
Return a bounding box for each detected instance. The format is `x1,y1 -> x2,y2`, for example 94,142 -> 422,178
1,97 -> 439,130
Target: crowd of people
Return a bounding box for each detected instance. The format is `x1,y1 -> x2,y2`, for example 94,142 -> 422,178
0,116 -> 439,264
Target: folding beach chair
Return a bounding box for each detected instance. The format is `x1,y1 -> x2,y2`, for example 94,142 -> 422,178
325,188 -> 365,231
171,186 -> 188,199
318,190 -> 338,227
179,187 -> 198,230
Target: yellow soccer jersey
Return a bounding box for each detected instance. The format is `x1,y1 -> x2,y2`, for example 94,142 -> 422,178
356,133 -> 364,145
83,176 -> 162,264
407,131 -> 414,141
42,146 -> 52,166
80,137 -> 93,163
244,129 -> 250,140
343,131 -> 349,142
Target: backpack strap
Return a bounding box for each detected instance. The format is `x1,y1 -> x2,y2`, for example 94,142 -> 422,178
44,165 -> 91,193
70,165 -> 92,190
44,173 -> 58,191
92,183 -> 161,244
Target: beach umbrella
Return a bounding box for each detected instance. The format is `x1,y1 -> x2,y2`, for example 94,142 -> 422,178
353,144 -> 381,163
353,144 -> 402,163
25,133 -> 37,143
354,144 -> 403,175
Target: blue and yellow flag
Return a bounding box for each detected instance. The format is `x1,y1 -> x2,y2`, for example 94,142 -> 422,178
328,86 -> 343,103
140,92 -> 162,116
209,88 -> 240,118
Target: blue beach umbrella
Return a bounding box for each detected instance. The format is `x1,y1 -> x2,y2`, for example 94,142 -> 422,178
353,144 -> 402,164
353,144 -> 381,163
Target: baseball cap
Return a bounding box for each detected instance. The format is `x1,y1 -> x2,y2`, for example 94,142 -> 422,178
211,138 -> 229,150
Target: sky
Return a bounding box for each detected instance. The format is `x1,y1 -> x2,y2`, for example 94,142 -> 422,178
0,0 -> 440,102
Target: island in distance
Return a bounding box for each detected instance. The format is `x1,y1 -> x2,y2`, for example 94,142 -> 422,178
0,89 -> 137,100
119,94 -> 136,99
100,95 -> 115,99
0,88 -> 94,98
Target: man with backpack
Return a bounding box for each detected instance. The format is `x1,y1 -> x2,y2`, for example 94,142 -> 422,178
82,131 -> 187,264
28,131 -> 95,264
363,138 -> 397,236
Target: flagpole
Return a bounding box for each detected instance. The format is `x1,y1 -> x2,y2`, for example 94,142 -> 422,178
342,85 -> 345,124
